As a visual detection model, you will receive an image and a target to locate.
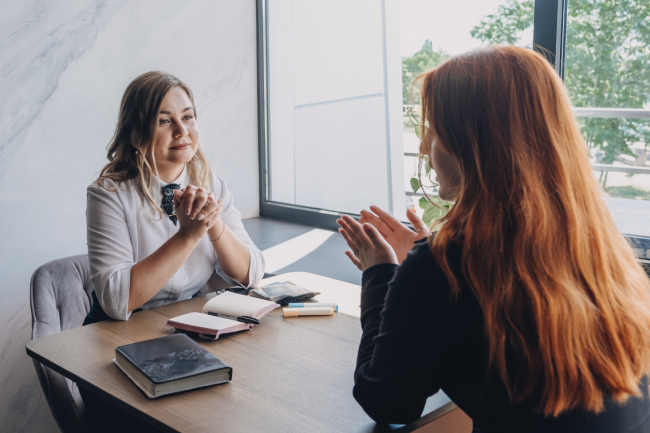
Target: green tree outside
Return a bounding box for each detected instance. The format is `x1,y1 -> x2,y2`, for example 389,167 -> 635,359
469,0 -> 534,46
402,40 -> 449,105
402,0 -> 650,216
470,0 -> 650,164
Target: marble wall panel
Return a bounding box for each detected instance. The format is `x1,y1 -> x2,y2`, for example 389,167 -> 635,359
0,1 -> 259,431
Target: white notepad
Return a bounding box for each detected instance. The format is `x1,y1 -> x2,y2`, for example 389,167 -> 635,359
166,292 -> 280,340
201,291 -> 279,318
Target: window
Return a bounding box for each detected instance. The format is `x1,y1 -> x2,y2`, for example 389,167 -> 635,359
257,0 -> 650,239
259,0 -> 405,228
400,0 -> 534,222
565,0 -> 650,237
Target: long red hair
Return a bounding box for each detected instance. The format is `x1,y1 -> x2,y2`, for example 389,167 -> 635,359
420,46 -> 650,416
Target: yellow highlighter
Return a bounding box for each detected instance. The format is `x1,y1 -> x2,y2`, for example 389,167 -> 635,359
283,307 -> 334,317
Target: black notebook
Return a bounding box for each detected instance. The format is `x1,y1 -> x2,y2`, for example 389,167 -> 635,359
113,334 -> 232,398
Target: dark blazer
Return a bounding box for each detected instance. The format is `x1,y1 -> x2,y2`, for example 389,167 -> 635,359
354,239 -> 650,433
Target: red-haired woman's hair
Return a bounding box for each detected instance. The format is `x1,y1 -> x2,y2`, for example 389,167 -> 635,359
420,46 -> 650,416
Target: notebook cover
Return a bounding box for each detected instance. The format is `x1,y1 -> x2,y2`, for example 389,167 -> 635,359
115,334 -> 231,385
166,312 -> 254,339
113,359 -> 230,399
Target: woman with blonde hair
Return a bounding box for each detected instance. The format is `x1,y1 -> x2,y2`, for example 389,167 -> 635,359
338,46 -> 650,432
81,71 -> 264,431
84,71 -> 264,325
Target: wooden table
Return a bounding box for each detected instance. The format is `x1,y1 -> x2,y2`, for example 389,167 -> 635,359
26,272 -> 458,433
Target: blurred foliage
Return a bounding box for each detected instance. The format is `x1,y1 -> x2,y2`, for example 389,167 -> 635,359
419,196 -> 451,226
605,185 -> 650,200
470,0 -> 650,163
402,40 -> 449,105
404,103 -> 451,226
469,0 -> 534,45
409,173 -> 452,226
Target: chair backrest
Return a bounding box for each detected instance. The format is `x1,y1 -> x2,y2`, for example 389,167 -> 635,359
30,254 -> 96,433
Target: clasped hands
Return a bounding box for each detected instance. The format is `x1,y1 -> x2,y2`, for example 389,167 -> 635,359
337,206 -> 430,271
173,185 -> 224,241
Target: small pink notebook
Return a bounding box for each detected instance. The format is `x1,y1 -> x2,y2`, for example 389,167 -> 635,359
167,292 -> 280,340
167,313 -> 253,340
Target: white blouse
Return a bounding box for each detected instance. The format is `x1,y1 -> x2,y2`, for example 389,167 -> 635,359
86,166 -> 265,321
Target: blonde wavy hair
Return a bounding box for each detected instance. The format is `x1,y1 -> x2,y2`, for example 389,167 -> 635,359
421,47 -> 650,416
97,71 -> 213,217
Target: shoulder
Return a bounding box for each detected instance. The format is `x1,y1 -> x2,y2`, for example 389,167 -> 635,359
88,179 -> 115,198
87,177 -> 138,209
88,176 -> 136,194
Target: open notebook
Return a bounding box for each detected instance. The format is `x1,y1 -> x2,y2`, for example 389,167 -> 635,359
167,292 -> 280,340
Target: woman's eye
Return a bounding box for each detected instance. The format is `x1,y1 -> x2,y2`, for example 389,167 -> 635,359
183,115 -> 194,120
159,118 -> 170,124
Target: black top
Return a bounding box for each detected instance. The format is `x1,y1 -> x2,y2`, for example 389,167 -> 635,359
354,239 -> 650,433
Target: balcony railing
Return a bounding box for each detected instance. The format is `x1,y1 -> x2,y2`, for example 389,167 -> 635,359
403,107 -> 650,198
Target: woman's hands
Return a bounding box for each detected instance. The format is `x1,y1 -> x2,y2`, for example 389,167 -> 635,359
173,185 -> 249,285
338,206 -> 430,271
359,206 -> 430,264
337,215 -> 398,271
173,185 -> 223,241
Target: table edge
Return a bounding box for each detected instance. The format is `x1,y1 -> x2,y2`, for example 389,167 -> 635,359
26,343 -> 179,433
27,341 -> 457,432
393,402 -> 459,432
25,277 -> 454,433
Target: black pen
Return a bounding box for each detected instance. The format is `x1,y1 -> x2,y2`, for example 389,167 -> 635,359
206,311 -> 260,325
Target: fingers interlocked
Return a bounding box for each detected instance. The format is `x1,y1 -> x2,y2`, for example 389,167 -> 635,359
174,186 -> 223,228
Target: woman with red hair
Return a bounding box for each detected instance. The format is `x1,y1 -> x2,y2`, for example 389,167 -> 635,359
338,46 -> 650,432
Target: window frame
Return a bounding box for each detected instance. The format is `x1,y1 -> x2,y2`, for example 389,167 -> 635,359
256,0 -> 650,236
256,0 -> 364,230
532,0 -> 568,79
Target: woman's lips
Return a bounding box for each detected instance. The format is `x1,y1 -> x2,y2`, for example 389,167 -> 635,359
170,144 -> 190,150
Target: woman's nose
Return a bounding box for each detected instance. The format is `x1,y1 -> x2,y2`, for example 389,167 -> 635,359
173,122 -> 189,139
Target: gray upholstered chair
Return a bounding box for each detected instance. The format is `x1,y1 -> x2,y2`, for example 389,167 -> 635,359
30,254 -> 98,433
29,254 -> 230,433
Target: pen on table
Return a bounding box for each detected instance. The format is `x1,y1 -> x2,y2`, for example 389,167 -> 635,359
283,307 -> 334,317
206,311 -> 260,325
288,303 -> 338,312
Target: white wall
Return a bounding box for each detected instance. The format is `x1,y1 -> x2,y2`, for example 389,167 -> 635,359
0,1 -> 259,431
268,0 -> 405,216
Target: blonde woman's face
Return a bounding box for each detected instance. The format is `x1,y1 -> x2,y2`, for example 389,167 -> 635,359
152,87 -> 199,171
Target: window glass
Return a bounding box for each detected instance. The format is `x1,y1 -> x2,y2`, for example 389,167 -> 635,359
565,1 -> 650,110
266,0 -> 405,216
565,0 -> 650,236
400,0 -> 533,223
265,0 -> 650,236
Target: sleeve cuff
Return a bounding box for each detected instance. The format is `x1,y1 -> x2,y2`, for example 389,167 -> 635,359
93,265 -> 134,321
361,263 -> 398,312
